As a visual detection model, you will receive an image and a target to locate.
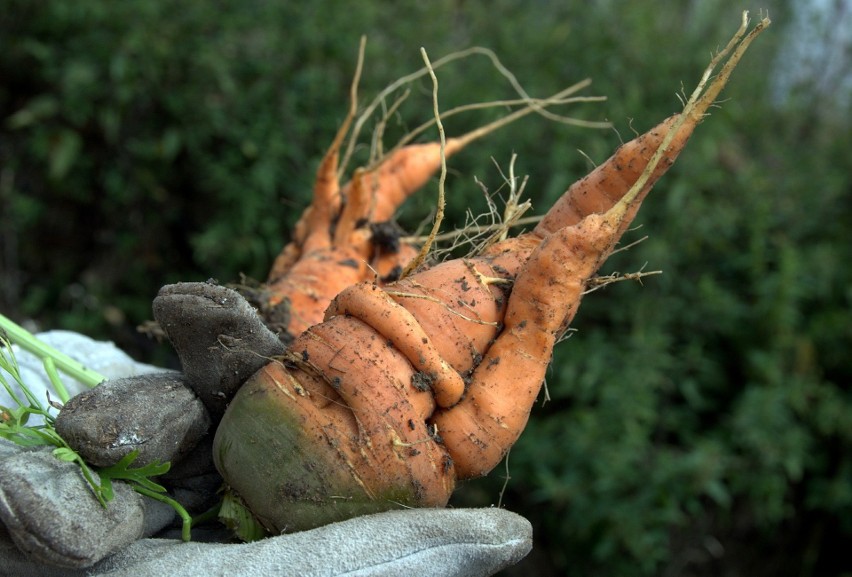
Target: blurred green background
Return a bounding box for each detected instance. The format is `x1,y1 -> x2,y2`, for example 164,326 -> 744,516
2,1 -> 850,575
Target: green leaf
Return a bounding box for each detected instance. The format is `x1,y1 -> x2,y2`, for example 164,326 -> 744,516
94,450 -> 192,539
129,475 -> 167,494
16,409 -> 31,426
52,447 -> 79,462
99,476 -> 115,502
49,129 -> 83,180
97,450 -> 171,492
0,330 -> 188,523
219,489 -> 267,542
6,95 -> 59,129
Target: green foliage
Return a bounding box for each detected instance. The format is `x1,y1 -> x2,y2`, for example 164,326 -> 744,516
2,1 -> 851,575
219,489 -> 268,543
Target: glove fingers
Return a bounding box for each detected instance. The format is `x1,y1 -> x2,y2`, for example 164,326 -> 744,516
89,508 -> 532,577
55,373 -> 210,469
0,446 -> 149,569
152,282 -> 284,419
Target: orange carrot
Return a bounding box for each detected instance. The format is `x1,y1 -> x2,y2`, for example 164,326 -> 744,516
434,14 -> 771,477
259,95 -> 588,338
210,13 -> 769,535
256,45 -> 608,341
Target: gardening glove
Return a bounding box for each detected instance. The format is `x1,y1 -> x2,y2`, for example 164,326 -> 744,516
0,333 -> 215,568
0,289 -> 286,570
1,505 -> 532,577
0,324 -> 533,575
0,433 -> 531,576
0,438 -> 179,568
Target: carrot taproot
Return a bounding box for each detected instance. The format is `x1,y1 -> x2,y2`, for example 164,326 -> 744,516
209,13 -> 769,535
434,12 -> 772,478
259,83 -> 600,339
215,315 -> 456,533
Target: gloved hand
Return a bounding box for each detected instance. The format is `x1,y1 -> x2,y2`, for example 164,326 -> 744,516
0,289 -> 533,576
1,502 -> 531,577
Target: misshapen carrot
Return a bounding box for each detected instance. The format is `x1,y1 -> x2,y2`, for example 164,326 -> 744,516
210,13 -> 770,534
535,114 -> 682,236
434,203 -> 634,477
435,13 -> 771,478
257,43 -> 609,341
259,138 -> 467,339
260,90 -> 593,339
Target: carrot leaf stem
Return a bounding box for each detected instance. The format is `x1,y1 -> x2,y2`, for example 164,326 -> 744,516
0,313 -> 106,389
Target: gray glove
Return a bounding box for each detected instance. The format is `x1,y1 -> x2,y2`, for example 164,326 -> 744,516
0,308 -> 532,575
1,502 -> 531,577
0,438 -> 178,568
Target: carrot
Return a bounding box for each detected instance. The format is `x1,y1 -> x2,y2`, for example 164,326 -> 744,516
258,138 -> 453,339
217,322 -> 455,532
258,82 -> 600,339
435,13 -> 771,478
369,235 -> 420,283
211,13 -> 769,535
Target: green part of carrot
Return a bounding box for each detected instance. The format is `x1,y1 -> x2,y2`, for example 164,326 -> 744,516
42,357 -> 70,404
0,313 -> 106,389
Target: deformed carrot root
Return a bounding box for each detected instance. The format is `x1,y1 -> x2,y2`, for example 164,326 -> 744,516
212,12 -> 770,535
253,46 -> 608,341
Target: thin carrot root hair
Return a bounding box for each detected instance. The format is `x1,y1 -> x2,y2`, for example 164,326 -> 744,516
400,154 -> 536,266
339,44 -> 611,178
273,37 -> 611,265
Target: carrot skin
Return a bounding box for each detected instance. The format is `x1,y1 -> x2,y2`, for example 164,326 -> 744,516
215,314 -> 457,534
259,141 -> 464,338
433,212 -> 621,478
325,281 -> 468,408
534,114 -> 688,237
